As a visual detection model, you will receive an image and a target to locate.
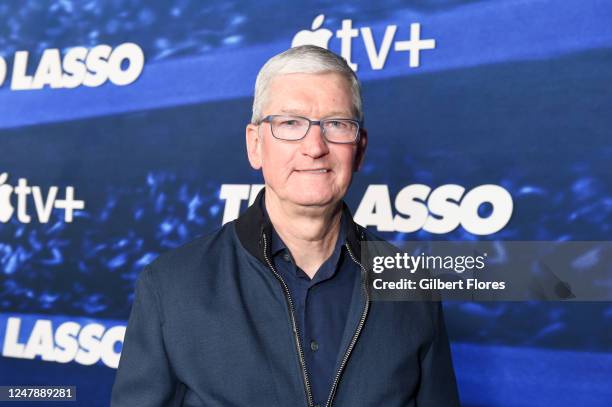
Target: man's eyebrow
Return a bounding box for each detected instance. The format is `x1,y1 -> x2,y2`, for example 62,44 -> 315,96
278,108 -> 306,115
279,109 -> 355,118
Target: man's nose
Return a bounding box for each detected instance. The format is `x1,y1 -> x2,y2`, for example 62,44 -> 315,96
299,123 -> 329,158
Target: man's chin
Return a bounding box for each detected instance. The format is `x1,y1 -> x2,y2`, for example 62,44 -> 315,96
285,191 -> 338,208
266,183 -> 346,209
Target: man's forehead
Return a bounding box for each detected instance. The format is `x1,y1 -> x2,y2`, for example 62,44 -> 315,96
263,73 -> 354,117
267,71 -> 351,91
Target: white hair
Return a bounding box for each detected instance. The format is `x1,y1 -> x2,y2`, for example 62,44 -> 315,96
251,45 -> 363,124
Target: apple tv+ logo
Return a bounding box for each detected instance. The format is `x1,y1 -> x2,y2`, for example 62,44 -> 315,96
0,173 -> 85,224
291,14 -> 436,71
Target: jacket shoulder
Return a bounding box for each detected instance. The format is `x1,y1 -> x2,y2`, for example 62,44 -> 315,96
144,221 -> 237,279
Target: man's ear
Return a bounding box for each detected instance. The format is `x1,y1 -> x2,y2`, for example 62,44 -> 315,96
353,128 -> 368,172
246,123 -> 263,170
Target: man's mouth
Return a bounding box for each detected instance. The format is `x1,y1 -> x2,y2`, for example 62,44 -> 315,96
296,169 -> 330,173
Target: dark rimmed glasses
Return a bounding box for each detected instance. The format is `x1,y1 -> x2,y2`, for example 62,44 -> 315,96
259,114 -> 361,144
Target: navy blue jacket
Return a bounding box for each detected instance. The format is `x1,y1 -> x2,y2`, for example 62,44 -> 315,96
111,189 -> 459,406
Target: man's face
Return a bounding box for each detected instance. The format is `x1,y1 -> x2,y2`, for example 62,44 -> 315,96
246,72 -> 367,209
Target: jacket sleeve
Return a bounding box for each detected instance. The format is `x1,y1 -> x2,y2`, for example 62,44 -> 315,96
416,302 -> 461,406
111,267 -> 180,406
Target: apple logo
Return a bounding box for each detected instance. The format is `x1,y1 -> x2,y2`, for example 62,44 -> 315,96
291,14 -> 333,49
0,172 -> 14,222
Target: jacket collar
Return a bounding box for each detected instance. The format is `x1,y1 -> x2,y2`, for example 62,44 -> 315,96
234,187 -> 365,266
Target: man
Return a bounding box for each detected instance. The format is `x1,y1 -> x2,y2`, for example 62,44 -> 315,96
112,45 -> 459,406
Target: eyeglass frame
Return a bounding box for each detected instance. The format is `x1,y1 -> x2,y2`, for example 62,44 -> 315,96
258,114 -> 363,144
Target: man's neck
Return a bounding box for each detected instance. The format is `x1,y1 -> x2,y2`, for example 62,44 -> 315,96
265,189 -> 343,279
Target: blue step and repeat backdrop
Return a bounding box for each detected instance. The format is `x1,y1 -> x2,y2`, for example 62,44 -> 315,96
1,0 -> 611,406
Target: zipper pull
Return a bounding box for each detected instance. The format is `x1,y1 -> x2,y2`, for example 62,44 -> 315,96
259,225 -> 264,247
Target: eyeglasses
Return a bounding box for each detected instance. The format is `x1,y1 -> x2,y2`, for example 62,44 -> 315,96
259,114 -> 361,144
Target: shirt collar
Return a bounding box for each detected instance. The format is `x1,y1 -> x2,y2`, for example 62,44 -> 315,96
263,195 -> 347,264
235,187 -> 366,270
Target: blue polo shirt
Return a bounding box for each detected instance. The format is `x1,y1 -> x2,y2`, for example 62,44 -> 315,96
266,208 -> 359,407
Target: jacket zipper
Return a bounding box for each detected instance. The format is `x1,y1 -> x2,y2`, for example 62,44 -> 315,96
262,232 -> 370,407
324,242 -> 370,407
262,233 -> 314,407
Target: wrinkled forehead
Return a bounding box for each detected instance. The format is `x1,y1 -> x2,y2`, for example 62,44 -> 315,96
262,72 -> 355,116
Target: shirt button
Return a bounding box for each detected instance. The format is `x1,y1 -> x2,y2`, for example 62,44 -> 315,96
283,253 -> 291,262
310,340 -> 319,352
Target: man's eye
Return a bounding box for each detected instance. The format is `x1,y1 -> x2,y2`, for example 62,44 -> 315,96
328,120 -> 348,129
280,120 -> 298,127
